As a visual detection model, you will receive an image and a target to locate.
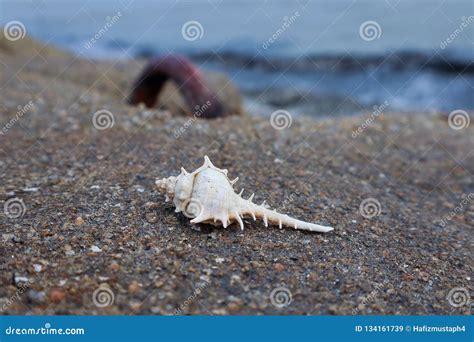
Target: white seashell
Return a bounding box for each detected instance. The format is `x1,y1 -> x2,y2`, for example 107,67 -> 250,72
156,156 -> 333,233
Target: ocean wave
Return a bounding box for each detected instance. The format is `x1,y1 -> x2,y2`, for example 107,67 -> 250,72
188,50 -> 474,75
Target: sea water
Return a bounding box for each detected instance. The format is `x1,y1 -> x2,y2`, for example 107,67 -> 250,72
1,0 -> 472,116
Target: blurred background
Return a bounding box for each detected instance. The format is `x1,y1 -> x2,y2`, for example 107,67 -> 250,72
1,0 -> 473,117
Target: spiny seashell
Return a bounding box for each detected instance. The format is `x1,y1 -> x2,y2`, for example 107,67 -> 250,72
156,156 -> 333,233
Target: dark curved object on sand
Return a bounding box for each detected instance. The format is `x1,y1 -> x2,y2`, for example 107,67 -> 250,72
128,55 -> 224,118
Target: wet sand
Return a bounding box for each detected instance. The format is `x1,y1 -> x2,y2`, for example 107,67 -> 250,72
0,36 -> 472,315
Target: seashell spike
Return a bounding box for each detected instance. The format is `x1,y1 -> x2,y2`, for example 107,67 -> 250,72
156,156 -> 333,233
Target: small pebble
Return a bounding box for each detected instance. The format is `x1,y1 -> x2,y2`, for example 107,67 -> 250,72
22,187 -> 39,192
227,302 -> 241,313
49,289 -> 65,303
274,263 -> 285,272
145,201 -> 159,209
2,233 -> 15,242
90,245 -> 102,253
27,290 -> 46,303
14,276 -> 29,285
146,213 -> 158,223
128,280 -> 141,294
130,301 -> 142,311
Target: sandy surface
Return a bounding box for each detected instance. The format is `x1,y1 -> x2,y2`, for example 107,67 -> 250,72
0,36 -> 472,315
